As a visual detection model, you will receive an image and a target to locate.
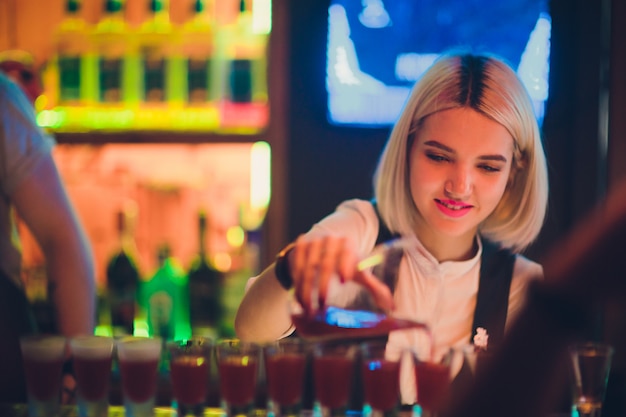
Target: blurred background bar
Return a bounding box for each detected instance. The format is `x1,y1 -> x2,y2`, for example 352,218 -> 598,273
0,5 -> 625,406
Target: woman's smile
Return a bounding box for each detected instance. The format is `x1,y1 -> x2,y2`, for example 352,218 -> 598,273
434,198 -> 474,218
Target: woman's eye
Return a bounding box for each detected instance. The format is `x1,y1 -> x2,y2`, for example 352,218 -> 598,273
426,153 -> 448,162
479,164 -> 501,173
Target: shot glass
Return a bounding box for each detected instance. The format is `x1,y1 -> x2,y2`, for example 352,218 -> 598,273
264,338 -> 309,417
19,335 -> 67,417
360,340 -> 401,417
568,342 -> 614,417
168,337 -> 213,417
116,336 -> 162,417
69,335 -> 114,417
312,341 -> 358,417
412,348 -> 457,417
215,339 -> 261,417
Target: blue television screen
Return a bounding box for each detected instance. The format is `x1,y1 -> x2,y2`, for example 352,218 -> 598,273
326,0 -> 551,127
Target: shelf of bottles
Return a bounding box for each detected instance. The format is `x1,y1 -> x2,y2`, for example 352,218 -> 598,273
38,0 -> 271,134
101,202 -> 265,341
92,140 -> 271,340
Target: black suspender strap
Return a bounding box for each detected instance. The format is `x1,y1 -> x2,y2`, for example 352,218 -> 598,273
470,239 -> 516,348
452,240 -> 515,401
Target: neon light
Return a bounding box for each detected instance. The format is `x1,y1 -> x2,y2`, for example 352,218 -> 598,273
226,226 -> 245,248
250,141 -> 271,211
252,0 -> 272,34
94,325 -> 113,337
133,319 -> 150,337
213,252 -> 232,272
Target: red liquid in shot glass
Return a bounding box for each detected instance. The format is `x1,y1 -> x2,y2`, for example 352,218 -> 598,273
22,358 -> 64,401
170,355 -> 209,405
313,356 -> 354,409
73,356 -> 113,401
266,353 -> 307,406
362,359 -> 400,411
218,356 -> 258,406
119,359 -> 159,403
414,362 -> 451,412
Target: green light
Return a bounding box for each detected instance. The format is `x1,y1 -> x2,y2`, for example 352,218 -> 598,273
94,325 -> 113,337
133,318 -> 150,337
37,109 -> 64,129
86,108 -> 135,129
35,105 -> 267,133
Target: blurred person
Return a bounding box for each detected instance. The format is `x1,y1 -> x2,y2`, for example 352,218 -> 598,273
442,177 -> 626,417
0,49 -> 44,105
0,51 -> 96,402
235,51 -> 548,405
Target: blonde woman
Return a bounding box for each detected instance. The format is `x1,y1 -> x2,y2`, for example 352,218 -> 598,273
235,52 -> 548,404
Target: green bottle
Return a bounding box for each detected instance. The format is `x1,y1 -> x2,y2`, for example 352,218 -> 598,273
141,245 -> 190,341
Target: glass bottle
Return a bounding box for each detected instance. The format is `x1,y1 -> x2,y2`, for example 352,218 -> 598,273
106,205 -> 141,337
187,210 -> 224,339
136,0 -> 179,105
51,0 -> 97,106
92,0 -> 138,105
217,0 -> 271,129
180,0 -> 217,105
141,245 -> 191,341
228,0 -> 265,104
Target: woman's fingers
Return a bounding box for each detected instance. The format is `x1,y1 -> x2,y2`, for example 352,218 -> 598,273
290,236 -> 346,312
291,236 -> 316,312
289,235 -> 394,314
336,238 -> 358,284
316,236 -> 344,309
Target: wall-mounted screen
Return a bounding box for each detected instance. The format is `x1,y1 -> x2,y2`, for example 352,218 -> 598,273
326,0 -> 551,127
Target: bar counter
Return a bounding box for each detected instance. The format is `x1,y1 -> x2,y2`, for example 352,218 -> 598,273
0,404 -> 267,417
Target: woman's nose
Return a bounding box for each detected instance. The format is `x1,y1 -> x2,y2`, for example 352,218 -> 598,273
444,167 -> 472,198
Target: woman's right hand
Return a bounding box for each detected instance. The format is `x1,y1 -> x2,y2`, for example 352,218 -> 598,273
286,234 -> 394,314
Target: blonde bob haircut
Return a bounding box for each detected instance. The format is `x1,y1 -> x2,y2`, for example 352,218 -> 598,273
374,52 -> 548,253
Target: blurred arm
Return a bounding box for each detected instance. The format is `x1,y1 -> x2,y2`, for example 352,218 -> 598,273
11,154 -> 96,336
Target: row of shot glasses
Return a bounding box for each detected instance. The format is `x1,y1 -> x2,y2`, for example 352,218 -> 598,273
19,334 -> 468,417
21,335 -> 613,417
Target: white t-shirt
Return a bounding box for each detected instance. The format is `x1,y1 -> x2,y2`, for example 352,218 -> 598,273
0,73 -> 55,288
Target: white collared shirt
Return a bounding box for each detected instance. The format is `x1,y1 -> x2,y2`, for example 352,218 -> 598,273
245,198 -> 543,403
305,199 -> 542,403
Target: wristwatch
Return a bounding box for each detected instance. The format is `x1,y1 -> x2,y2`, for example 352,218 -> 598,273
274,242 -> 296,290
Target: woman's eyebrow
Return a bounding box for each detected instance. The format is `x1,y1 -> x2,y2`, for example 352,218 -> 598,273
423,140 -> 454,153
479,154 -> 508,163
423,140 -> 508,162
